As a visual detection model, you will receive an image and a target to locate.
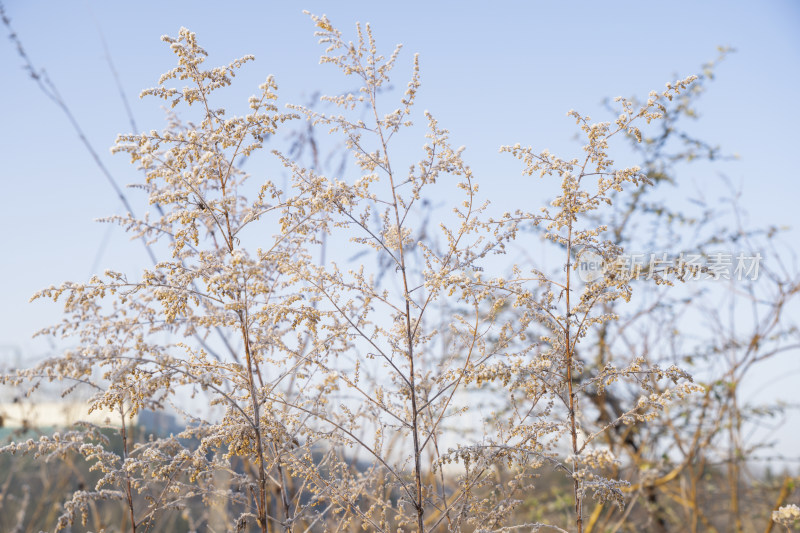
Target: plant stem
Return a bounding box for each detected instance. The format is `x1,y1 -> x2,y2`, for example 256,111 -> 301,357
565,199 -> 582,533
119,404 -> 137,533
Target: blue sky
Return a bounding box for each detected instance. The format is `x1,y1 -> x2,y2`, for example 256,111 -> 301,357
1,1 -> 798,369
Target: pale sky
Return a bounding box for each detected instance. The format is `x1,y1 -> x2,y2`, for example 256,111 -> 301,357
1,1 -> 799,450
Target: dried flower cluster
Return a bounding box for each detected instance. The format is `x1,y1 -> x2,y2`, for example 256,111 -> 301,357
774,505 -> 800,530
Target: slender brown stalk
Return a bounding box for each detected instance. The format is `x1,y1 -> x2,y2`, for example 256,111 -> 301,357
119,404 -> 137,533
564,202 -> 582,533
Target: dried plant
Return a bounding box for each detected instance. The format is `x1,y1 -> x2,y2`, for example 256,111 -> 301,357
2,12 -> 797,533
